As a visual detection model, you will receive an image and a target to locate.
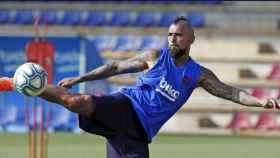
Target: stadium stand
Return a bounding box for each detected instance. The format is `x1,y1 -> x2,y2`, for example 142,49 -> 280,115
254,64 -> 280,130
251,88 -> 277,130
114,35 -> 142,51
110,11 -> 132,26
89,35 -> 118,51
5,103 -> 29,133
133,11 -> 160,27
187,12 -> 205,28
60,10 -> 82,26
0,7 -> 279,35
0,105 -> 17,130
0,10 -> 10,24
13,10 -> 34,25
158,11 -> 184,27
39,10 -> 60,25
84,11 -> 109,26
255,112 -> 278,130
226,112 -> 252,130
139,35 -> 166,50
267,64 -> 280,80
0,9 -> 205,28
49,106 -> 75,132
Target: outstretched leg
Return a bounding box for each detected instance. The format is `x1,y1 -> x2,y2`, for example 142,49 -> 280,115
39,85 -> 95,118
0,77 -> 95,118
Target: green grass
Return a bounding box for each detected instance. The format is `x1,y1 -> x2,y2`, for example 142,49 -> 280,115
1,132 -> 280,158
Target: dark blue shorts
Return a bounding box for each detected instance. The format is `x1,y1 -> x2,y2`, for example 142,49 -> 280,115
79,92 -> 149,158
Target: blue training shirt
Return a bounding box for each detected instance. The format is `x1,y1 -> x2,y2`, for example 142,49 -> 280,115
120,48 -> 201,141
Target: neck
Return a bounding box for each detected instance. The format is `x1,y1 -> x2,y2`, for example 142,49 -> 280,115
173,54 -> 190,67
173,47 -> 190,67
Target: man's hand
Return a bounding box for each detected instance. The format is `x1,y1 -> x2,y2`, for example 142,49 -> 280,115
58,77 -> 80,88
263,98 -> 280,109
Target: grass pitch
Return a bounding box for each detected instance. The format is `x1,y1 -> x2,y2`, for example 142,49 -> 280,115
1,132 -> 280,158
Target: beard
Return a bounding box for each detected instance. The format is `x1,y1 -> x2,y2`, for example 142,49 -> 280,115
168,45 -> 186,59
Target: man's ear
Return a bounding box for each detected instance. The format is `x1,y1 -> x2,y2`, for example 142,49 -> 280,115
189,35 -> 195,44
190,29 -> 195,44
191,35 -> 195,44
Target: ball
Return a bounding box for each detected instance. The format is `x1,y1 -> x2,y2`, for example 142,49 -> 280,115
13,62 -> 48,96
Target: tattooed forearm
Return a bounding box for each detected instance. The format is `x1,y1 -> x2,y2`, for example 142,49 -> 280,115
231,87 -> 264,107
232,88 -> 241,103
201,76 -> 241,103
198,67 -> 265,107
80,60 -> 147,82
117,59 -> 148,74
238,90 -> 265,107
79,62 -> 120,82
79,50 -> 159,82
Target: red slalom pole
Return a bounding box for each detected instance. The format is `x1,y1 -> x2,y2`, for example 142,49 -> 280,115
44,102 -> 51,158
33,98 -> 38,158
24,96 -> 32,158
40,99 -> 45,158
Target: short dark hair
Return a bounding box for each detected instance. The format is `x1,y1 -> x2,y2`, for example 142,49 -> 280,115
173,16 -> 193,29
173,16 -> 189,24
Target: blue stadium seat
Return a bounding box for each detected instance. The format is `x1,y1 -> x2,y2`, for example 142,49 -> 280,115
66,113 -> 79,132
5,102 -> 28,133
159,11 -> 184,27
13,10 -> 34,25
187,12 -> 205,28
134,12 -> 159,27
84,11 -> 107,26
61,10 -> 82,25
0,105 -> 17,129
139,35 -> 165,50
110,11 -> 131,26
0,10 -> 10,24
90,35 -> 118,51
49,106 -> 73,132
39,10 -> 60,25
114,35 -> 142,51
5,97 -> 52,133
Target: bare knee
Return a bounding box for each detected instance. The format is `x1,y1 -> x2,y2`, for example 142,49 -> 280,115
63,94 -> 95,117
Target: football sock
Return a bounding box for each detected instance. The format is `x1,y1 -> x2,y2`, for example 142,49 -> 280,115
0,77 -> 14,91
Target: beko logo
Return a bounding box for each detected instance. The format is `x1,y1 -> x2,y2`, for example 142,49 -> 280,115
156,77 -> 180,102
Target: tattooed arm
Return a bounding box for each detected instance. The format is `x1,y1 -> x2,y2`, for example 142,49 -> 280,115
58,49 -> 160,88
197,66 -> 280,109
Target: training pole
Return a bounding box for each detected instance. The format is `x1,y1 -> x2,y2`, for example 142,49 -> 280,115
33,98 -> 38,158
40,99 -> 45,158
25,16 -> 54,158
24,96 -> 32,158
